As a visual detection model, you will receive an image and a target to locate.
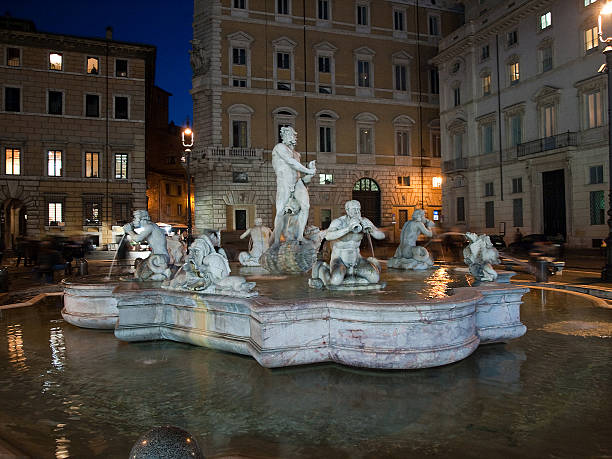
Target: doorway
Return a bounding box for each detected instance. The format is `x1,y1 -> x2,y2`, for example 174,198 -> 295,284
542,169 -> 566,238
352,178 -> 381,226
2,199 -> 27,249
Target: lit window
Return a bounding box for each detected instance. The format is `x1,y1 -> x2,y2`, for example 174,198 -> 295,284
585,26 -> 599,52
540,12 -> 551,30
49,52 -> 63,71
509,62 -> 520,84
358,60 -> 370,87
85,152 -> 99,178
5,148 -> 20,175
116,59 -> 128,77
115,153 -> 128,179
87,56 -> 99,74
319,173 -> 333,184
586,90 -> 603,129
7,47 -> 20,67
84,201 -> 101,226
432,176 -> 442,188
48,202 -> 63,225
482,74 -> 491,95
47,150 -> 62,176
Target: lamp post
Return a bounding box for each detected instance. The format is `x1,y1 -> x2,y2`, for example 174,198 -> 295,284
181,127 -> 194,245
600,2 -> 612,280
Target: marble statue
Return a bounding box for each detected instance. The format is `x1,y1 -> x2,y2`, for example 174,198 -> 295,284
164,235 -> 257,297
272,126 -> 316,244
310,200 -> 385,289
387,209 -> 435,270
189,39 -> 210,76
238,218 -> 272,266
123,210 -> 172,281
166,234 -> 186,271
463,232 -> 500,282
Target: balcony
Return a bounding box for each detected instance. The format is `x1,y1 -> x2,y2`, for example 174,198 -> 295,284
201,146 -> 263,161
517,132 -> 577,158
442,157 -> 468,173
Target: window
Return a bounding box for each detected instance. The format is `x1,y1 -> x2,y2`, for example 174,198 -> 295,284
453,87 -> 461,106
507,30 -> 518,46
277,0 -> 290,15
394,64 -> 407,92
432,177 -> 442,188
319,85 -> 332,94
485,201 -> 495,228
428,14 -> 440,36
318,56 -> 330,73
4,87 -> 20,112
234,0 -> 246,8
86,94 -> 100,117
319,126 -> 332,152
7,47 -> 20,67
114,153 -> 128,179
5,148 -> 20,175
590,165 -> 604,184
83,200 -> 101,226
485,182 -> 494,196
277,52 -> 290,69
49,52 -> 63,70
540,12 -> 551,30
318,0 -> 330,20
85,152 -> 99,178
321,209 -> 332,229
590,190 -> 605,225
453,132 -> 463,158
113,198 -> 131,224
48,91 -> 63,115
541,45 -> 553,72
115,96 -> 128,119
233,172 -> 249,183
512,177 -> 523,193
319,173 -> 333,184
481,45 -> 490,61
397,176 -> 410,186
358,60 -> 370,87
116,59 -> 128,77
513,198 -> 523,227
277,82 -> 291,91
431,131 -> 441,157
509,114 -> 523,147
542,104 -> 555,137
482,74 -> 491,95
359,128 -> 372,154
457,197 -> 465,222
233,120 -> 248,147
509,62 -> 520,85
235,209 -> 248,231
233,48 -> 246,65
87,56 -> 99,74
394,10 -> 405,32
430,68 -> 439,94
178,204 -> 183,216
586,91 -> 603,128
482,122 -> 494,154
48,202 -> 63,225
357,4 -> 369,26
585,26 -> 599,53
396,130 -> 410,156
47,150 -> 62,176
232,79 -> 247,87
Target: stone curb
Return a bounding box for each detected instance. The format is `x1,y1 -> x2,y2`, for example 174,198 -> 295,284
0,292 -> 63,310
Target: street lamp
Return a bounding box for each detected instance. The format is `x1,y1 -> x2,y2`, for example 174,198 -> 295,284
600,2 -> 612,280
181,127 -> 194,244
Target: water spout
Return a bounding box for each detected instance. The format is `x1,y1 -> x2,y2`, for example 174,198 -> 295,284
105,234 -> 126,281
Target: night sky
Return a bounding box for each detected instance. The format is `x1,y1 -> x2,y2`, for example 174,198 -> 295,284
5,0 -> 194,125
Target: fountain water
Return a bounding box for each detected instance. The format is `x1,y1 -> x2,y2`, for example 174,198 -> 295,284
105,234 -> 126,281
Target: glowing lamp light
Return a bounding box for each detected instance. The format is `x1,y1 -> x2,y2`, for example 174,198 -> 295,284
182,127 -> 194,148
599,2 -> 612,46
432,176 -> 442,188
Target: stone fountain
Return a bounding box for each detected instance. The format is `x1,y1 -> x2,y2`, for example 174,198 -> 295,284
62,128 -> 528,370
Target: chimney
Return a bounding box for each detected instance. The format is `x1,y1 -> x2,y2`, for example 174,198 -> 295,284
106,26 -> 113,40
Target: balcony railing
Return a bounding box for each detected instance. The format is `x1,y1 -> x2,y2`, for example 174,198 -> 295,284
442,157 -> 468,173
201,146 -> 263,160
516,131 -> 577,158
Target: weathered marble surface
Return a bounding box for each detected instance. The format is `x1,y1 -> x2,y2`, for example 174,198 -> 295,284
61,278 -> 121,329
112,282 -> 528,370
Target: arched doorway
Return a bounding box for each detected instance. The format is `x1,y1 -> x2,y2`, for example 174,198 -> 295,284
2,199 -> 27,249
352,178 -> 381,226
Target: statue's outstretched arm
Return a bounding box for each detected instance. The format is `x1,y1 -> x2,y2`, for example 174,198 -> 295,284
239,228 -> 251,239
324,221 -> 350,241
274,145 -> 316,175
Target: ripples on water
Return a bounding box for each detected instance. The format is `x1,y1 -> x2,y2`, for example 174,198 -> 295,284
0,289 -> 611,457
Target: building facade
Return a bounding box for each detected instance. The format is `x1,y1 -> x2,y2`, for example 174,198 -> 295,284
0,18 -> 155,248
191,0 -> 463,239
146,86 -> 191,226
433,0 -> 608,248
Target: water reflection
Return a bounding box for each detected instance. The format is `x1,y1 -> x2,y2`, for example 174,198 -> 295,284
54,423 -> 70,459
49,324 -> 66,370
6,323 -> 28,371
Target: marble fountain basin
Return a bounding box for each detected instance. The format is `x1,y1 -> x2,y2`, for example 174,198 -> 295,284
62,268 -> 528,369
